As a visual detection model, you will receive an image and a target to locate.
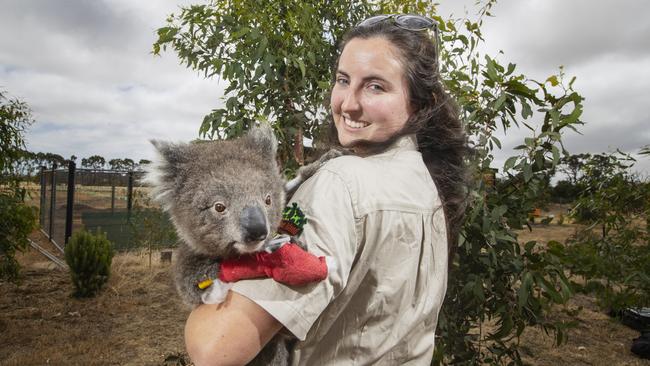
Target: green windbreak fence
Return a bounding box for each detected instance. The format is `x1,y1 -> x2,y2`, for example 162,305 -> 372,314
39,163 -> 176,251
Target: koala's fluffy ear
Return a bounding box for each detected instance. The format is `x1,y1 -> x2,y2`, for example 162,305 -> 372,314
246,124 -> 278,156
141,140 -> 190,210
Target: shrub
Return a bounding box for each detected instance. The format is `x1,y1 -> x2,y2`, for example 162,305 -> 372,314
0,186 -> 37,282
64,230 -> 114,298
1,90 -> 37,282
550,179 -> 581,204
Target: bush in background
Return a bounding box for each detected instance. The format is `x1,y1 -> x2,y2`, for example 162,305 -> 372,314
0,187 -> 37,282
550,179 -> 581,204
1,90 -> 38,282
556,153 -> 650,312
64,230 -> 114,298
128,191 -> 178,267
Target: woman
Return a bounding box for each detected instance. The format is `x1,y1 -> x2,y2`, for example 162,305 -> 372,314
185,14 -> 467,365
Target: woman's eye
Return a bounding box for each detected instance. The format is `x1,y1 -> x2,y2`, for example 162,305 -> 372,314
368,83 -> 384,92
336,77 -> 349,85
214,203 -> 227,213
265,194 -> 272,205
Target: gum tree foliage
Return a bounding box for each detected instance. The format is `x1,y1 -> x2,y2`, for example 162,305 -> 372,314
0,90 -> 38,282
108,158 -> 135,171
558,153 -> 590,185
432,2 -> 582,363
82,155 -> 106,170
155,1 -> 583,364
153,0 -> 374,172
557,152 -> 650,312
640,145 -> 650,156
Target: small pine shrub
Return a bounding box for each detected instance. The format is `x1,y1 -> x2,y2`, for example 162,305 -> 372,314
64,230 -> 114,298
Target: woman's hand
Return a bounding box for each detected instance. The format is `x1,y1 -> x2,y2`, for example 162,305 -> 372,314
184,291 -> 283,366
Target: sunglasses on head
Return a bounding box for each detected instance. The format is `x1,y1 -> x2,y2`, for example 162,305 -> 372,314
356,14 -> 438,32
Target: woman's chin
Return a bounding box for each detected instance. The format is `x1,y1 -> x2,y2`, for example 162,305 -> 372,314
338,128 -> 370,147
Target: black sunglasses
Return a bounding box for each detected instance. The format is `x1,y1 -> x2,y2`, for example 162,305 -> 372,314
356,14 -> 438,32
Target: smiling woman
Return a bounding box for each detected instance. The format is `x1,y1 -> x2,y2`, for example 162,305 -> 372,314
183,13 -> 469,366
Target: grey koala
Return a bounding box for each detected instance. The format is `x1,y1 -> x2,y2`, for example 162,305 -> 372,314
143,125 -> 341,365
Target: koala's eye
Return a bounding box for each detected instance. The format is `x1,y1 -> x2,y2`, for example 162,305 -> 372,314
214,203 -> 227,213
265,194 -> 272,206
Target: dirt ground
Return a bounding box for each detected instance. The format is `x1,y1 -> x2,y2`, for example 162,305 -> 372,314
0,233 -> 191,366
1,211 -> 649,365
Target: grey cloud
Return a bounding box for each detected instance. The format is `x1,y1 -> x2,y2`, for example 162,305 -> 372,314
1,0 -> 223,163
481,0 -> 650,69
1,0 -> 649,177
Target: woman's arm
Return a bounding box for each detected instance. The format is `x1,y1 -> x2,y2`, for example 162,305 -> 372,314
185,291 -> 283,366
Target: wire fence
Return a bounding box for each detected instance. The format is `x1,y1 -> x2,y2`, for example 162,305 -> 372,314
36,162 -> 176,251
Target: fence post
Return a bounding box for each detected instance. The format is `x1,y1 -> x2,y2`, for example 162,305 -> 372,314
39,166 -> 46,228
111,180 -> 115,214
64,160 -> 76,244
48,163 -> 57,241
127,171 -> 134,220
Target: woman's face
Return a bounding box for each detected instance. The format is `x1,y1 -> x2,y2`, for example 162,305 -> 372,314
331,37 -> 412,149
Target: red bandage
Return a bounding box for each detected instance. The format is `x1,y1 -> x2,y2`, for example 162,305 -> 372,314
218,243 -> 328,286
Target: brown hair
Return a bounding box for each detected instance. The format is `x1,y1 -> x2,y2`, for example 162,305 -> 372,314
328,20 -> 469,250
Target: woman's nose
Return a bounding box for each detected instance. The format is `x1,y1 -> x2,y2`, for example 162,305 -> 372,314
341,90 -> 361,114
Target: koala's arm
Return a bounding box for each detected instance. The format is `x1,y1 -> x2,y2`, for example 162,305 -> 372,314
173,243 -> 220,306
185,292 -> 283,366
285,148 -> 347,199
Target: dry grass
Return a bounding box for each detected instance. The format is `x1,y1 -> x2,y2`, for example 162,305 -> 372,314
0,232 -> 191,366
518,293 -> 648,366
2,212 -> 649,365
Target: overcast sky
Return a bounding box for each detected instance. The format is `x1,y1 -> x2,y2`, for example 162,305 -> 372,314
1,0 -> 649,176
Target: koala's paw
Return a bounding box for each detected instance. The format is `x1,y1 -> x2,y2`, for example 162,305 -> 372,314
176,260 -> 222,306
285,149 -> 346,196
318,148 -> 346,164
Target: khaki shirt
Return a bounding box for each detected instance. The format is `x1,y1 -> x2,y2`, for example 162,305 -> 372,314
232,135 -> 448,365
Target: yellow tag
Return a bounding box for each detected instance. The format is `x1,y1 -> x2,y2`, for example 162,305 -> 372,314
198,279 -> 213,290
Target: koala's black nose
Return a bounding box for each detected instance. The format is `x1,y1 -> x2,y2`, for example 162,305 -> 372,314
240,205 -> 268,242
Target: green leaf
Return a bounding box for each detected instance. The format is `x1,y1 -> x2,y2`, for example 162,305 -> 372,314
485,56 -> 498,81
552,145 -> 560,166
521,101 -> 533,119
518,272 -> 533,309
523,163 -> 533,182
504,156 -> 518,171
297,58 -> 306,78
537,275 -> 564,304
493,92 -> 507,111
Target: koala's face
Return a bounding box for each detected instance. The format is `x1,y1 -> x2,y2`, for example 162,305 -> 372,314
144,126 -> 285,258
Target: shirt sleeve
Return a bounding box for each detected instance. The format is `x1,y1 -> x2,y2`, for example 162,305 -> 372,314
231,168 -> 358,341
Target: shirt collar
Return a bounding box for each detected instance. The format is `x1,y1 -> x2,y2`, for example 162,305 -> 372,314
374,134 -> 418,157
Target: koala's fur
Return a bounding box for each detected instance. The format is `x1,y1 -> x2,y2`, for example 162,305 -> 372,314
143,126 -> 342,365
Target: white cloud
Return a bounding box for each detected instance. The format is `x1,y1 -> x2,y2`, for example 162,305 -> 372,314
436,0 -> 650,177
1,0 -> 223,163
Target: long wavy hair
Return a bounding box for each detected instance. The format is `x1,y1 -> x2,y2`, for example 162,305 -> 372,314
327,20 -> 469,251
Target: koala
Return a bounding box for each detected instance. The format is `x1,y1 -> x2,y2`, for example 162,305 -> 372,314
143,125 -> 341,366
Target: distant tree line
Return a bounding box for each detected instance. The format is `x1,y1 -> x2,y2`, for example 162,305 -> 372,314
10,150 -> 151,179
545,152 -> 646,208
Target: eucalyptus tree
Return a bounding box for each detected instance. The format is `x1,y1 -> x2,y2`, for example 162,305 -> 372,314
0,90 -> 37,281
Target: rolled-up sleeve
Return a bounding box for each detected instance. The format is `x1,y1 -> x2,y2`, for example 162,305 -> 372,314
231,168 -> 357,340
